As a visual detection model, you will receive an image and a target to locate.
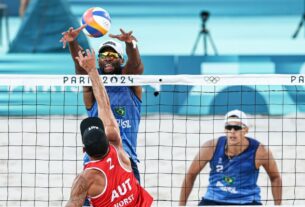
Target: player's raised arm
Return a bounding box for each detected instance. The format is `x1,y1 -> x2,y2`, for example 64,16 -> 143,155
65,174 -> 89,207
109,29 -> 143,75
60,25 -> 96,111
75,49 -> 121,147
60,25 -> 87,74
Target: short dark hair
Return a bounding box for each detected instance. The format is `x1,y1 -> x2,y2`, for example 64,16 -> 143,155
80,117 -> 109,157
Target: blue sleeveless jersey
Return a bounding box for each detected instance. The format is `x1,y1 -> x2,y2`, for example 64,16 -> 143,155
86,86 -> 141,164
204,136 -> 261,204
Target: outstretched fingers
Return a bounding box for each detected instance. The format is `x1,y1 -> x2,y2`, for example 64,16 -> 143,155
75,49 -> 96,71
131,35 -> 138,42
90,49 -> 95,57
60,27 -> 73,48
120,28 -> 126,35
120,28 -> 133,37
75,50 -> 84,64
76,24 -> 87,32
60,36 -> 68,48
84,49 -> 95,58
85,49 -> 92,58
62,40 -> 67,49
127,31 -> 133,36
109,33 -> 119,39
61,27 -> 73,35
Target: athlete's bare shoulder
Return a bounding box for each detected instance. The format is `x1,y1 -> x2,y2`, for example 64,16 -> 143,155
255,143 -> 273,168
201,138 -> 219,154
196,138 -> 219,161
256,143 -> 268,157
114,145 -> 132,171
204,138 -> 219,148
83,167 -> 106,198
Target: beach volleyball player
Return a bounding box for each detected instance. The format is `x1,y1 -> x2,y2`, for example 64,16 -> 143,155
179,110 -> 282,206
65,49 -> 153,207
60,7 -> 144,183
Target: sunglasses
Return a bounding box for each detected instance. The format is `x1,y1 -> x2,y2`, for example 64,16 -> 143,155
225,125 -> 244,131
98,52 -> 120,59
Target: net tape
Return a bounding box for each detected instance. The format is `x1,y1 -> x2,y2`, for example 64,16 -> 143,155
0,74 -> 304,86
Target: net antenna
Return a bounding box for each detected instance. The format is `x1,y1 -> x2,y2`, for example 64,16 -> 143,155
191,11 -> 218,56
292,0 -> 305,38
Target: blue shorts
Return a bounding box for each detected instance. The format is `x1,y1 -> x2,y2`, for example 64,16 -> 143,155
198,198 -> 262,206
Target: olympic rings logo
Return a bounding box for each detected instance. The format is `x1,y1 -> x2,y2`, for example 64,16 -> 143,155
204,76 -> 220,84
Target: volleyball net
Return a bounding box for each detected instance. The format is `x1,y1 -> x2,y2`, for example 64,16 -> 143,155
0,74 -> 305,206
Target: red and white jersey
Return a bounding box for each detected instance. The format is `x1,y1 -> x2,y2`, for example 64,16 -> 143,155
84,145 -> 153,207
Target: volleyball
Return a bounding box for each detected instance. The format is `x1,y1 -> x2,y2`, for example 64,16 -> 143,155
81,7 -> 111,38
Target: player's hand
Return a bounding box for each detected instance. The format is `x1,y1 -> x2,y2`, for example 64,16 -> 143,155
60,24 -> 86,49
109,28 -> 138,44
75,49 -> 96,73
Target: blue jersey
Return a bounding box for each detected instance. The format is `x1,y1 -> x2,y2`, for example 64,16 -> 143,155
86,86 -> 141,163
204,136 -> 261,204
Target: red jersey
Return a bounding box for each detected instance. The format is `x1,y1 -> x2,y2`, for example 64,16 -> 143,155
84,145 -> 153,207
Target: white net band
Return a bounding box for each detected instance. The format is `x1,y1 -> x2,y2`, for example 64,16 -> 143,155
0,74 -> 304,86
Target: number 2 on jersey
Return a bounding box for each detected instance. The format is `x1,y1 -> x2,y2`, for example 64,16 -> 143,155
107,158 -> 115,170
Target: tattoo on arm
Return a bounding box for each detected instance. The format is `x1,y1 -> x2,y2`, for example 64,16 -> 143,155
66,174 -> 89,207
